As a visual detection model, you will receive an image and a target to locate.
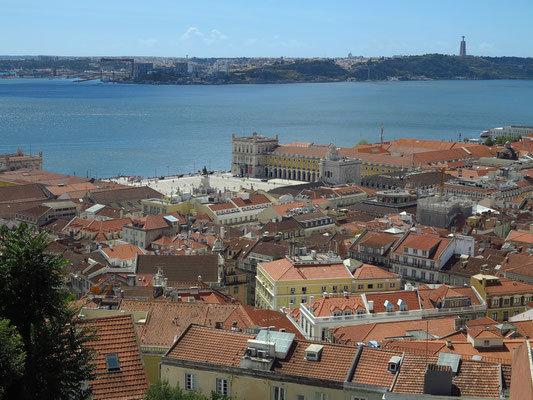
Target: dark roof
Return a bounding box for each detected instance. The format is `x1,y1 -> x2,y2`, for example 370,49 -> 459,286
136,255 -> 219,283
88,186 -> 163,205
267,182 -> 324,197
0,183 -> 51,203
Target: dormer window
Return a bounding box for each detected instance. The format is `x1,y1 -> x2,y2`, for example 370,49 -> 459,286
384,300 -> 394,313
332,311 -> 341,317
343,310 -> 352,316
388,356 -> 401,373
397,299 -> 408,312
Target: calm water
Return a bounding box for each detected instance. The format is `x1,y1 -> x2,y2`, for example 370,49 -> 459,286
0,79 -> 532,178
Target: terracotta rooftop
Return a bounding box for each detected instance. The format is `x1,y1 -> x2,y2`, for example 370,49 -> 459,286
481,276 -> 533,295
78,314 -> 149,400
0,183 -> 50,204
166,324 -> 254,367
351,346 -> 402,388
259,258 -> 353,281
118,300 -> 239,348
231,194 -> 271,207
365,290 -> 421,313
394,232 -> 451,260
309,295 -> 366,317
392,352 -> 502,398
356,231 -> 399,249
330,316 -> 458,345
418,285 -> 482,308
273,339 -> 359,382
101,244 -> 145,261
352,264 -> 400,280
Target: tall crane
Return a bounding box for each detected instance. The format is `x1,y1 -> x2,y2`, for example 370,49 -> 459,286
100,58 -> 135,79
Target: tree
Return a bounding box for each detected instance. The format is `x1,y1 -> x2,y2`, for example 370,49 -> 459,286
484,137 -> 494,146
0,319 -> 26,400
357,139 -> 369,145
0,224 -> 95,400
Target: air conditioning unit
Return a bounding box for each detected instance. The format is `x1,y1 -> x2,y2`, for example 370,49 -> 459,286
257,350 -> 267,358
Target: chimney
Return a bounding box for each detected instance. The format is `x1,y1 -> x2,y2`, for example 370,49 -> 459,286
368,300 -> 374,312
311,250 -> 317,259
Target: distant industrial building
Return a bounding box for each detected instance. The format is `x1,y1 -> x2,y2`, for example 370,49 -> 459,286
133,62 -> 154,80
481,125 -> 533,140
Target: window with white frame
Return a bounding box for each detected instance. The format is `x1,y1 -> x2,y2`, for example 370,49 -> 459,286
296,395 -> 305,400
492,298 -> 499,307
272,385 -> 286,400
185,373 -> 198,391
351,397 -> 367,400
290,287 -> 295,294
321,286 -> 327,293
514,297 -> 521,305
358,284 -> 364,290
314,392 -> 329,400
215,377 -> 229,395
332,285 -> 338,293
503,298 -> 510,305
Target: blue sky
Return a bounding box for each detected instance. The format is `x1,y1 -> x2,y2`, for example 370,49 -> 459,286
3,1 -> 532,57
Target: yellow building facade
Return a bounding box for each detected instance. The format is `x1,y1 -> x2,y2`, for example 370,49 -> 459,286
471,274 -> 533,322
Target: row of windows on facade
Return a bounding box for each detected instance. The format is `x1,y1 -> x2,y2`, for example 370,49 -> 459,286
491,296 -> 532,307
492,310 -> 520,321
219,214 -> 258,224
394,256 -> 436,268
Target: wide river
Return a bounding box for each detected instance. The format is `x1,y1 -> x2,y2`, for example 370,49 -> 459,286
0,78 -> 532,178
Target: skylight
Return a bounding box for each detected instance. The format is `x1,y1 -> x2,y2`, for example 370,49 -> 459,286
105,354 -> 120,372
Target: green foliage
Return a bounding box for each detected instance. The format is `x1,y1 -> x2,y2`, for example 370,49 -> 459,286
144,381 -> 230,400
494,135 -> 519,145
349,54 -> 533,81
228,59 -> 348,83
357,139 -> 369,145
484,137 -> 494,146
0,319 -> 26,400
0,224 -> 95,400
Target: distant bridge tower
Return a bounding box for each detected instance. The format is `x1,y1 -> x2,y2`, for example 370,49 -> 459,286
459,36 -> 467,57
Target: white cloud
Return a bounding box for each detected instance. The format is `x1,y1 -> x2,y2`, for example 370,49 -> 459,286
180,27 -> 228,45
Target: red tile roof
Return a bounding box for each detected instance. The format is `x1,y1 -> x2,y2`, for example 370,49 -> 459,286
393,232 -> 451,261
308,295 -> 366,317
330,316 -> 458,344
78,315 -> 149,400
273,340 -> 359,382
118,300 -> 238,348
351,346 -> 402,388
259,258 -> 353,281
166,325 -> 254,367
392,352 -> 502,398
365,290 -> 421,313
352,264 -> 400,280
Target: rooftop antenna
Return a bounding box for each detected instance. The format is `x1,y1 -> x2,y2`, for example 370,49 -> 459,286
380,123 -> 384,145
